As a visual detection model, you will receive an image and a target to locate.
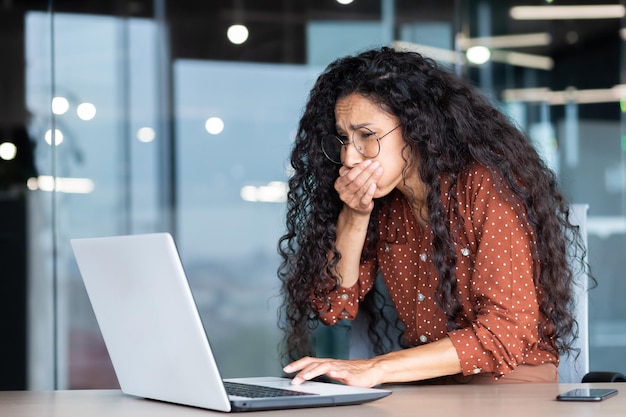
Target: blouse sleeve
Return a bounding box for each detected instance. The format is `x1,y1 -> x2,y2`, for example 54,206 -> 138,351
447,167 -> 543,379
312,257 -> 377,326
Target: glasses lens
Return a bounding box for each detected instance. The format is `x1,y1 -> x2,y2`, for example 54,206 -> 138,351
321,135 -> 343,164
353,127 -> 380,158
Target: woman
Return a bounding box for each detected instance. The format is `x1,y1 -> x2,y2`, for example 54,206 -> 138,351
277,47 -> 584,387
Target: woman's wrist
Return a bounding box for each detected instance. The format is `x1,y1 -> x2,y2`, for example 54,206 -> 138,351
338,204 -> 371,231
368,355 -> 392,386
368,338 -> 462,384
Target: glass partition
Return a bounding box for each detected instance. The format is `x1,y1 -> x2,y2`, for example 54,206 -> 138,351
11,0 -> 625,390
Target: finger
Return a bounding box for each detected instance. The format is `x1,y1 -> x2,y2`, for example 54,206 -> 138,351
325,369 -> 365,387
346,167 -> 383,211
341,160 -> 378,186
282,356 -> 316,374
360,182 -> 377,207
340,158 -> 371,176
335,162 -> 382,206
290,361 -> 335,385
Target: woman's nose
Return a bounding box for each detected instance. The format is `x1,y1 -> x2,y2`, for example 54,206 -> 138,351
342,142 -> 364,167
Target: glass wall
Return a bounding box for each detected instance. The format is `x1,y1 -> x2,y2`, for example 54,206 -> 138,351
1,0 -> 622,389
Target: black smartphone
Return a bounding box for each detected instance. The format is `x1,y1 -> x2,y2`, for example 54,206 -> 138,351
556,388 -> 618,402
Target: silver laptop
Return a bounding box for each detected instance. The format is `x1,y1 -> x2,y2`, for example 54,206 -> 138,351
70,233 -> 391,412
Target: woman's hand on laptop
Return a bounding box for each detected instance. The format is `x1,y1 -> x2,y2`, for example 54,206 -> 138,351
284,339 -> 462,387
283,357 -> 383,388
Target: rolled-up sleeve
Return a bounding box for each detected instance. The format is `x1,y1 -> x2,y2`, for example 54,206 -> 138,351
448,168 -> 541,378
313,258 -> 377,325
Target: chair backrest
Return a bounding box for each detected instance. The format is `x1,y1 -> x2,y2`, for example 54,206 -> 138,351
349,204 -> 591,383
558,204 -> 590,383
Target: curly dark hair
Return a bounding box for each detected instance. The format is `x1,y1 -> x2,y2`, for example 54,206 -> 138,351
277,46 -> 586,364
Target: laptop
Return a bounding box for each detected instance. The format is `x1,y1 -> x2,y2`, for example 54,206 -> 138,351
70,233 -> 391,412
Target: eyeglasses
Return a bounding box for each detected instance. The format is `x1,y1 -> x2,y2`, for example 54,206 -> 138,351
321,124 -> 401,165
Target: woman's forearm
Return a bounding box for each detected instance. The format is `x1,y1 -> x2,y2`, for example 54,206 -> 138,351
334,206 -> 371,288
285,336 -> 463,387
372,337 -> 462,384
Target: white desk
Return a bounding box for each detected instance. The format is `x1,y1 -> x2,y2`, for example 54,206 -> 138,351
0,383 -> 622,416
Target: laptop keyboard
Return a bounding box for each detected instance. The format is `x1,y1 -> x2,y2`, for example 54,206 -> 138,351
224,381 -> 317,398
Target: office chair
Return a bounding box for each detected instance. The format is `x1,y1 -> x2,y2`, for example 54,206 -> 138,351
558,204 -> 589,383
582,371 -> 626,383
561,205 -> 624,384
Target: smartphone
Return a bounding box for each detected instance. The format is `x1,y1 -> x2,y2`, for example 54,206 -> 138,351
556,388 -> 618,402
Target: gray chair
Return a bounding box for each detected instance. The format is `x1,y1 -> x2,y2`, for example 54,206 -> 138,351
561,204 -> 624,383
558,204 -> 589,383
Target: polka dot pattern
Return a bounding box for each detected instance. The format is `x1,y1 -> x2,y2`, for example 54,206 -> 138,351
315,165 -> 559,380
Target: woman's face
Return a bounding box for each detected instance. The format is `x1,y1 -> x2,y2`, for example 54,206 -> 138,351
334,93 -> 410,198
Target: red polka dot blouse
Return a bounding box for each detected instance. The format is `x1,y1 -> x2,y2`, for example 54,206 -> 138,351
313,164 -> 559,380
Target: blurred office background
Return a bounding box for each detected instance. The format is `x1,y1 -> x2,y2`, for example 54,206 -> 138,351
0,0 -> 624,390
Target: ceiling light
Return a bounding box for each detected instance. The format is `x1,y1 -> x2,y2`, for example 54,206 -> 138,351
394,41 -> 459,64
394,41 -> 552,71
27,175 -> 95,194
466,46 -> 491,65
136,127 -> 156,143
0,142 -> 17,160
502,85 -> 626,105
52,96 -> 70,115
76,102 -> 96,120
240,181 -> 287,203
205,117 -> 225,135
227,24 -> 249,44
44,129 -> 64,146
510,5 -> 626,20
457,32 -> 552,50
490,50 -> 553,71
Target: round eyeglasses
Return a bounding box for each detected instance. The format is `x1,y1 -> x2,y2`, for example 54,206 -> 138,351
321,124 -> 401,165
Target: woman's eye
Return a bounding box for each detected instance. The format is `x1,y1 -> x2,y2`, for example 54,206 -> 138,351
356,129 -> 376,141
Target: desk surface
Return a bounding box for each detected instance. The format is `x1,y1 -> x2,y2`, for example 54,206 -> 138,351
0,383 -> 622,416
